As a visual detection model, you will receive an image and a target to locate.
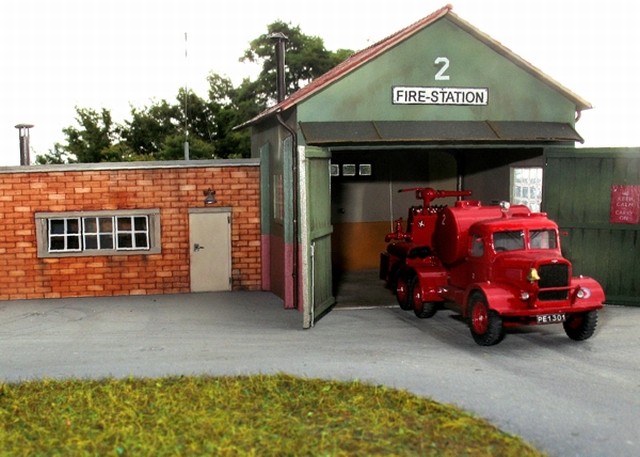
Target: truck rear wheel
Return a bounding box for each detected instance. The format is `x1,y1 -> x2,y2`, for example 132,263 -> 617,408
563,310 -> 598,341
409,275 -> 437,318
396,273 -> 413,310
468,292 -> 504,346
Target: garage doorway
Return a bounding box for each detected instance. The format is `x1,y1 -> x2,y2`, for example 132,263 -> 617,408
329,147 -> 545,307
330,149 -> 457,308
189,208 -> 232,292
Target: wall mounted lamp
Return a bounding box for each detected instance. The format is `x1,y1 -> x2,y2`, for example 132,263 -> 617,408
203,188 -> 217,205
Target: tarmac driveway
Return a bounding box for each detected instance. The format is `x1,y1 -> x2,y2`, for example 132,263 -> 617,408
1,292 -> 639,457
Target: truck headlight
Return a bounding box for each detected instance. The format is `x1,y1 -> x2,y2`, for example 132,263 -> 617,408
577,287 -> 592,299
520,291 -> 530,301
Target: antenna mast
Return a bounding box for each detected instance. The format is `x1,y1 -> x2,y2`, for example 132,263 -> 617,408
183,31 -> 190,160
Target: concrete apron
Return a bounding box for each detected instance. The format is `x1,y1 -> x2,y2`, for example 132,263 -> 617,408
0,292 -> 639,457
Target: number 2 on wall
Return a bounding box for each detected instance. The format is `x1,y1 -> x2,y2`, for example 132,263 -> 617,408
434,57 -> 450,81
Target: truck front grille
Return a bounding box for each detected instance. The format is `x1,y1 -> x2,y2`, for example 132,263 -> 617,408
538,263 -> 569,300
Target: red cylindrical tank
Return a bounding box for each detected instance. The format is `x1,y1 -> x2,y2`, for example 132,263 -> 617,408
434,201 -> 529,265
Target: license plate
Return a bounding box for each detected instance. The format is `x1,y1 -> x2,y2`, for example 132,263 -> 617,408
536,313 -> 566,324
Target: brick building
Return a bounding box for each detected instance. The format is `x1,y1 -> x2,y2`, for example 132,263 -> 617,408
0,160 -> 261,300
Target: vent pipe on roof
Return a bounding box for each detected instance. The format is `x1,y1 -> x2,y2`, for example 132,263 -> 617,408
269,32 -> 288,103
15,123 -> 34,166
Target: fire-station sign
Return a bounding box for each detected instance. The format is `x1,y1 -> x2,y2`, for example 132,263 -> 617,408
610,185 -> 640,224
392,86 -> 489,106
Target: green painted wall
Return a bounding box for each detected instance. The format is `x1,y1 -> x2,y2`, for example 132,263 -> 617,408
544,148 -> 640,305
298,17 -> 576,125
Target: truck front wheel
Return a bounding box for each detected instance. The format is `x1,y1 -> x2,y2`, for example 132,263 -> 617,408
468,292 -> 504,346
563,310 -> 598,341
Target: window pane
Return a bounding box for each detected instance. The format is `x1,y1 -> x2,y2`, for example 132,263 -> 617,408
118,234 -> 133,248
117,217 -> 132,230
135,233 -> 149,248
50,220 -> 65,234
67,219 -> 80,233
84,218 -> 97,232
99,218 -> 112,232
530,230 -> 558,249
50,237 -> 65,251
85,235 -> 98,249
67,236 -> 80,250
493,230 -> 525,251
511,167 -> 543,212
134,217 -> 147,231
100,235 -> 114,249
471,236 -> 484,257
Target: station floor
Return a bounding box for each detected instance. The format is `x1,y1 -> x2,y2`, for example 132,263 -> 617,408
333,269 -> 397,309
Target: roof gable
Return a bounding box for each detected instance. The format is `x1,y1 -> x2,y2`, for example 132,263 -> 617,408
241,4 -> 591,128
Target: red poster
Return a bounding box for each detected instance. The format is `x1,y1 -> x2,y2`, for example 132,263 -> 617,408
610,185 -> 640,224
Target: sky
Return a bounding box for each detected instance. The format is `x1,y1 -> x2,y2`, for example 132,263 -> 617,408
1,0 -> 639,165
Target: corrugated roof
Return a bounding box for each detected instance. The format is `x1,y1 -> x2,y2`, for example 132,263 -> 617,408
299,121 -> 584,145
238,4 -> 592,129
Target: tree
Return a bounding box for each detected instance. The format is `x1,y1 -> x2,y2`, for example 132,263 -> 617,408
60,107 -> 122,162
120,100 -> 181,159
34,143 -> 74,165
205,74 -> 262,159
241,20 -> 353,105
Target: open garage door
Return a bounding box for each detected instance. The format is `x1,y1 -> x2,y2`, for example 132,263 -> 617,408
300,145 -> 335,328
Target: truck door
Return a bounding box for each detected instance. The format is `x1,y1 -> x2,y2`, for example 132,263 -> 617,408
467,231 -> 489,283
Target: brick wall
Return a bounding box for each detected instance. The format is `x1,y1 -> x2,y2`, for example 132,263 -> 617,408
0,162 -> 261,300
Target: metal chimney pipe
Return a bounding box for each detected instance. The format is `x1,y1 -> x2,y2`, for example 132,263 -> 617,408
268,32 -> 288,103
15,123 -> 34,166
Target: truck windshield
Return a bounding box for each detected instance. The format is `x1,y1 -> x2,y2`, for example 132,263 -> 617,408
493,230 -> 525,252
530,229 -> 558,249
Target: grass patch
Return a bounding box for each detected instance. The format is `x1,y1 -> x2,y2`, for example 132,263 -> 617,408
0,374 -> 545,456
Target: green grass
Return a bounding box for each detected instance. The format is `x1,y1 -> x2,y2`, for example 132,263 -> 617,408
0,374 -> 546,456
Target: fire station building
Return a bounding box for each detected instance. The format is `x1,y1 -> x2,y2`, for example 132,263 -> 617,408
241,5 -> 606,326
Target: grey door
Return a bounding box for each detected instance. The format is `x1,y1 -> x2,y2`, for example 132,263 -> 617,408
189,209 -> 231,292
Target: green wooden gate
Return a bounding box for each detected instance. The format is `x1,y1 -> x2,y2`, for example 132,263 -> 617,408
300,146 -> 335,327
544,147 -> 640,305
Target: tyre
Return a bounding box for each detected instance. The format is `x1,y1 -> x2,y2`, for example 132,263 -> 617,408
563,310 -> 598,341
395,272 -> 413,310
387,265 -> 400,294
468,292 -> 504,346
409,275 -> 437,318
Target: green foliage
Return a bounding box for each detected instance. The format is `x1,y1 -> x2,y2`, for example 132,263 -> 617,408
241,20 -> 353,105
60,107 -> 121,163
121,100 -> 182,157
35,21 -> 352,164
34,143 -> 75,165
0,374 -> 545,456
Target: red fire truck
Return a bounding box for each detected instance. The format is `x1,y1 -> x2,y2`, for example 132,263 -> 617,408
380,187 -> 605,345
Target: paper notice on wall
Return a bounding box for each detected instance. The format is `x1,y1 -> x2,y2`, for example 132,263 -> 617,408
610,185 -> 640,224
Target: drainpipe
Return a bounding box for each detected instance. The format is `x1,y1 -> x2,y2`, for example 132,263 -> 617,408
270,32 -> 299,310
276,111 -> 299,310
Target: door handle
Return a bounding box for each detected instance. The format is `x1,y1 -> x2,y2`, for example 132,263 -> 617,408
193,243 -> 205,252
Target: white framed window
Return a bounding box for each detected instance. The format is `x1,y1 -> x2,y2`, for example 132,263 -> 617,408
36,209 -> 160,257
48,218 -> 81,252
511,167 -> 543,212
